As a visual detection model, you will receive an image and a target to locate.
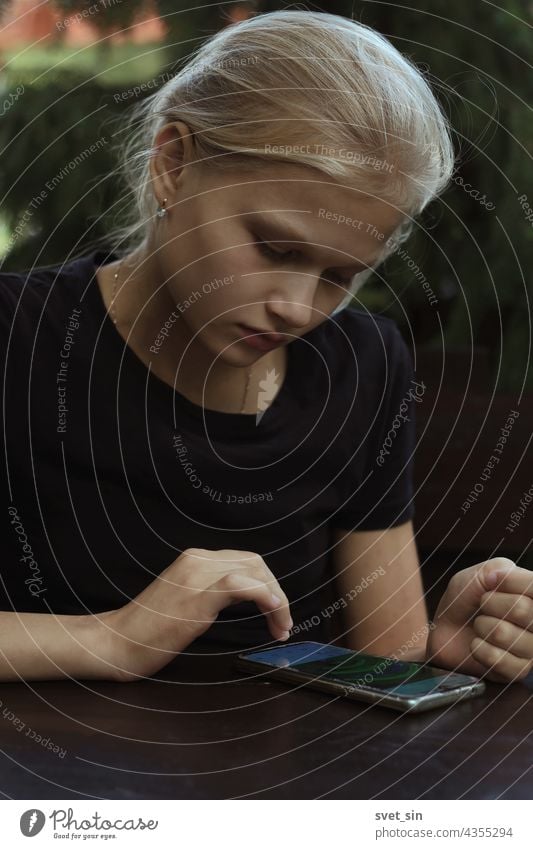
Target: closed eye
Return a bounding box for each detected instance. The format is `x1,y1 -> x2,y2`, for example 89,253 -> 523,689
253,235 -> 300,262
253,234 -> 353,287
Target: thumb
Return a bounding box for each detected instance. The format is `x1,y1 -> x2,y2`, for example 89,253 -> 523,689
438,558 -> 516,626
483,557 -> 518,590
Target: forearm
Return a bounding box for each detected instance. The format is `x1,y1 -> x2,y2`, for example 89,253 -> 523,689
390,645 -> 428,663
378,621 -> 441,664
333,522 -> 432,663
343,630 -> 429,663
0,610 -> 118,682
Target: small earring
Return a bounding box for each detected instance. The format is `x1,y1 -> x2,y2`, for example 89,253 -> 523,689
156,197 -> 168,218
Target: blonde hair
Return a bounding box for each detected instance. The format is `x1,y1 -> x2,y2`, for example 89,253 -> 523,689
107,9 -> 454,305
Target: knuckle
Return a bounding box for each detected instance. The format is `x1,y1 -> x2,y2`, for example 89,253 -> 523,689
183,547 -> 204,556
219,572 -> 246,594
484,642 -> 502,666
473,615 -> 488,635
275,586 -> 288,603
492,620 -> 511,645
252,552 -> 268,569
514,597 -> 532,625
251,552 -> 265,563
231,551 -> 264,572
245,553 -> 272,577
240,550 -> 263,563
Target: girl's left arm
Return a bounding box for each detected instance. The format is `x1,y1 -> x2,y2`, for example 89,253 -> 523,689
332,524 -> 533,682
331,521 -> 430,662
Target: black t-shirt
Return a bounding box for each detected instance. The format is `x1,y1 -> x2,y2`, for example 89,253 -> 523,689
0,248 -> 416,647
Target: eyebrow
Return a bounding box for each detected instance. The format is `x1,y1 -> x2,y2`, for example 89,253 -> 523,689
248,212 -> 381,273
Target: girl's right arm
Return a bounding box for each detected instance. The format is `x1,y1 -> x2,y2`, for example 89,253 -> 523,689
0,608 -> 117,682
0,548 -> 293,682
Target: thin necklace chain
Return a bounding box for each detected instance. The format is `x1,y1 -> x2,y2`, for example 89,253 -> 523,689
110,256 -> 252,414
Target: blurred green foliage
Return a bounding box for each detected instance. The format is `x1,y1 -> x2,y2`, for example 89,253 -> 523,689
0,0 -> 531,390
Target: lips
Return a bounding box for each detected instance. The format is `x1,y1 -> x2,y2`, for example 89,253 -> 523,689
238,324 -> 286,343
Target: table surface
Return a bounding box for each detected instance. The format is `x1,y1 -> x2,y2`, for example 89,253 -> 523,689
1,642 -> 532,800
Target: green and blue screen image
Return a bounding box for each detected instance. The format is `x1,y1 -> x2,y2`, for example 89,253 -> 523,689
244,642 -> 457,696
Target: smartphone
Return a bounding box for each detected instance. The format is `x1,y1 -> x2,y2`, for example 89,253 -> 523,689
235,641 -> 486,713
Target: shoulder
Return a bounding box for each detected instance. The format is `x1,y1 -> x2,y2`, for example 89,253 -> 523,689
292,307 -> 413,417
0,252 -> 97,330
0,253 -> 92,295
312,305 -> 411,377
332,305 -> 406,348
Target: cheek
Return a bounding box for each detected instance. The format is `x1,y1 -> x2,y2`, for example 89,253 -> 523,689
200,283 -> 242,318
161,232 -> 349,318
198,244 -> 262,309
169,278 -> 248,329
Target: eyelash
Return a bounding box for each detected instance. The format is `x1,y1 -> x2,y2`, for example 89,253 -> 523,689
253,235 -> 351,287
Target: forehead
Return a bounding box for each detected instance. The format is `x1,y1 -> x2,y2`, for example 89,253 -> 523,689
263,186 -> 402,265
210,161 -> 405,257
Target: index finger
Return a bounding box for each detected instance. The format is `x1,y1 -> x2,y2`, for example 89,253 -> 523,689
240,552 -> 293,630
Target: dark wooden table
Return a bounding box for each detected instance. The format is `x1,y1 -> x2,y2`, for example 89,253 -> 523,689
1,641 -> 532,799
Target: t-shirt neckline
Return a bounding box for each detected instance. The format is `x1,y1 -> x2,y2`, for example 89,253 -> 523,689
85,248 -> 301,435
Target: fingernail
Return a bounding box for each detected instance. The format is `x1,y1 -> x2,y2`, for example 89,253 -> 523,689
271,593 -> 282,606
278,631 -> 290,641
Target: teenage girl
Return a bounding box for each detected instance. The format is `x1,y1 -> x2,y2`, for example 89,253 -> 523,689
1,11 -> 531,684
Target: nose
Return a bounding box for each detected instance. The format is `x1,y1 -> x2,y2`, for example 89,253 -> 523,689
264,273 -> 318,330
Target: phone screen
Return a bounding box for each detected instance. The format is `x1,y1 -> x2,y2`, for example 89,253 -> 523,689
242,642 -> 472,696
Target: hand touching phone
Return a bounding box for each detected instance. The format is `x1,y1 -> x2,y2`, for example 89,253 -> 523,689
100,548 -> 293,682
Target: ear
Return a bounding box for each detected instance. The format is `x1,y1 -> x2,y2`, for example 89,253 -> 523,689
149,119 -> 195,204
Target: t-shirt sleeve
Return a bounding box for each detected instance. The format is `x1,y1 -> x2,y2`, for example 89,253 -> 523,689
333,323 -> 420,531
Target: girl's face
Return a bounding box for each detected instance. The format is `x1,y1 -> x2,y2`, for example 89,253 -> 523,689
151,144 -> 404,366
